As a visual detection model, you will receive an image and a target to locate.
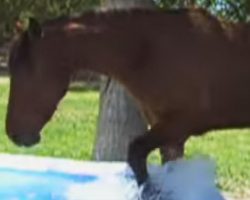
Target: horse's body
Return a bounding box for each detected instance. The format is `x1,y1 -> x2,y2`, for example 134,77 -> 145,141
6,8 -> 250,185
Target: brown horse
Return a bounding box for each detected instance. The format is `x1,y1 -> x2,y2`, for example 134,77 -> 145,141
6,7 -> 250,185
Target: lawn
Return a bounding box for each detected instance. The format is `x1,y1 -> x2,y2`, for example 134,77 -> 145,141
0,77 -> 250,197
0,77 -> 99,159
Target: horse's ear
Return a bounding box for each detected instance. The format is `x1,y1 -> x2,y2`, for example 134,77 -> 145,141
15,20 -> 25,34
28,18 -> 43,39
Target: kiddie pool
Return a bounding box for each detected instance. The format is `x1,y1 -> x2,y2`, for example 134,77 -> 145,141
0,154 -> 228,200
0,154 -> 137,200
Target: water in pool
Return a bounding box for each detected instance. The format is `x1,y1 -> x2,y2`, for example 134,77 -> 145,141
0,155 -> 225,200
0,167 -> 97,200
0,165 -> 137,200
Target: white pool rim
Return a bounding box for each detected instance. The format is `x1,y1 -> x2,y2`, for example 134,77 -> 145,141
0,153 -> 128,177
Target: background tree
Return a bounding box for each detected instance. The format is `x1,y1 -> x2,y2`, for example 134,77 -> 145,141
93,0 -> 153,161
157,0 -> 250,21
0,0 -> 99,44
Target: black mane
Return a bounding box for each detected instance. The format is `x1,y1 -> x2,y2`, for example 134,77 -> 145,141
41,7 -> 194,28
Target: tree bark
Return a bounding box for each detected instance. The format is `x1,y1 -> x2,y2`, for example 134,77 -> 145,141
93,0 -> 153,161
94,79 -> 147,161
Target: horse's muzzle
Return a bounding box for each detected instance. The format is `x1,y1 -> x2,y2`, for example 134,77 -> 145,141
8,132 -> 41,147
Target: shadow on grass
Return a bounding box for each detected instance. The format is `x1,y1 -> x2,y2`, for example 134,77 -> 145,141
0,73 -> 9,77
0,75 -> 100,92
0,68 -> 8,77
69,81 -> 100,92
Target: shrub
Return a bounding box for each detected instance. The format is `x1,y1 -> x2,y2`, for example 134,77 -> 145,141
0,0 -> 99,44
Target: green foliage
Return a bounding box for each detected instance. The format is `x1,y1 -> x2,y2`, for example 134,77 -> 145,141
2,0 -> 250,43
197,0 -> 249,21
0,0 -> 100,43
154,0 -> 185,8
155,0 -> 250,21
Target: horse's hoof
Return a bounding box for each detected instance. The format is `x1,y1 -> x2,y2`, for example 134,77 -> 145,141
139,180 -> 161,200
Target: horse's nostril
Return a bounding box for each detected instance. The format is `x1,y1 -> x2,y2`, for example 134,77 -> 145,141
9,132 -> 41,147
8,134 -> 17,145
8,132 -> 19,143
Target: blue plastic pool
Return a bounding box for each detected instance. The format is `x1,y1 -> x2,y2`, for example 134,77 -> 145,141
0,154 -> 227,200
0,168 -> 97,200
0,154 -> 136,200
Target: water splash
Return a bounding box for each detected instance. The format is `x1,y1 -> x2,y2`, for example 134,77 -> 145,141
139,158 -> 225,200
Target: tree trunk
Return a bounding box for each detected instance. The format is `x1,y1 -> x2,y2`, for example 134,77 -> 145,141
94,78 -> 147,161
93,0 -> 153,161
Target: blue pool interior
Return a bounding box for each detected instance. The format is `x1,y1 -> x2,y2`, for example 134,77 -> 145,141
0,154 -> 226,200
0,154 -> 137,200
0,167 -> 98,200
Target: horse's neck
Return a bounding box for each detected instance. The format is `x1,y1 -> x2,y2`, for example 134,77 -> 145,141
63,16 -> 140,81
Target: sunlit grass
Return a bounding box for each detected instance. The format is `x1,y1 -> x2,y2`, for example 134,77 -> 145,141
0,77 -> 99,160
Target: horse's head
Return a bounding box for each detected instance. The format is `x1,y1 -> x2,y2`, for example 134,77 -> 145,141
6,18 -> 71,147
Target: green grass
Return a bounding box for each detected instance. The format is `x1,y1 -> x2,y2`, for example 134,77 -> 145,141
0,77 -> 99,159
186,131 -> 250,195
0,77 -> 250,196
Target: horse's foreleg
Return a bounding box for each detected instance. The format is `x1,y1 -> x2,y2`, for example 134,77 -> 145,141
127,123 -> 181,185
128,129 -> 164,185
128,114 -> 208,185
